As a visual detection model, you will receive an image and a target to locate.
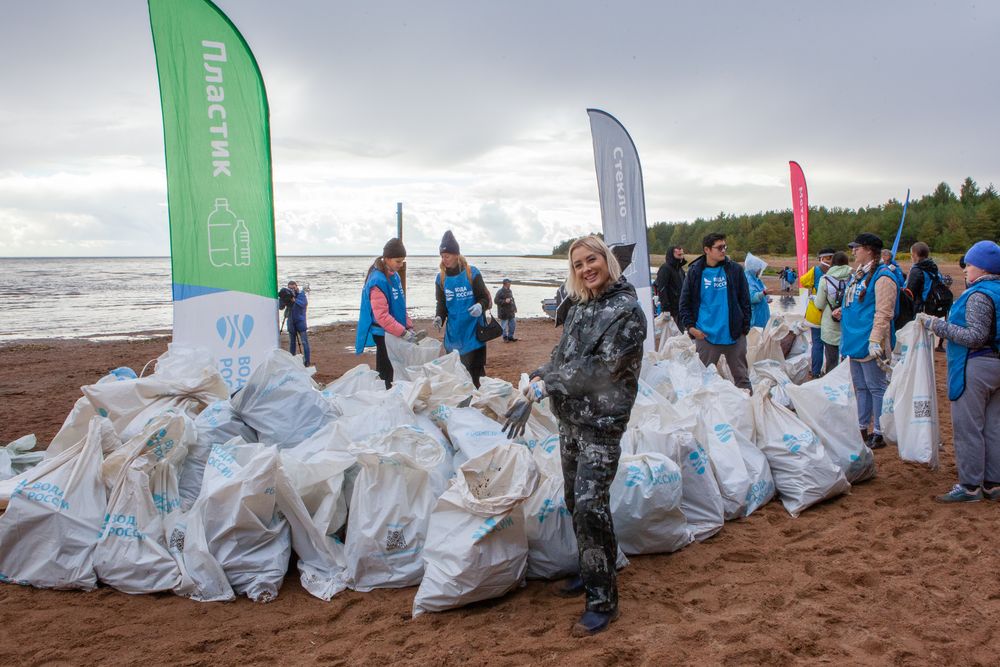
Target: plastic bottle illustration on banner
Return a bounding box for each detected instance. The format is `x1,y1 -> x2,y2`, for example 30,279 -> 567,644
234,219 -> 251,266
207,198 -> 237,267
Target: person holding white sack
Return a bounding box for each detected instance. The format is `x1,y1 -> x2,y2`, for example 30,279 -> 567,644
839,232 -> 901,450
354,238 -> 422,389
511,235 -> 646,637
917,240 -> 1000,503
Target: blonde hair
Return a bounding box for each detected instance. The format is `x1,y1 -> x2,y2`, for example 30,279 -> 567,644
564,235 -> 622,303
438,254 -> 472,287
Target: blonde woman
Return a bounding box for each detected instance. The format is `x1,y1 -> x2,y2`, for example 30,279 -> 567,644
523,235 -> 646,637
433,230 -> 491,387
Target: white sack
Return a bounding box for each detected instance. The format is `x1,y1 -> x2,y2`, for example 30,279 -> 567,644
0,418 -> 116,590
412,414 -> 457,499
665,431 -> 727,540
445,407 -> 512,468
385,334 -> 443,383
413,444 -> 540,616
180,400 -> 258,507
93,413 -> 190,594
230,349 -> 338,449
610,451 -> 692,555
0,435 -> 44,481
785,360 -> 876,483
753,382 -> 850,517
47,367 -> 137,457
83,345 -> 228,442
344,426 -> 444,591
689,389 -> 752,520
522,441 -> 577,580
410,352 -> 476,432
322,364 -> 384,397
881,322 -> 941,468
471,376 -> 517,423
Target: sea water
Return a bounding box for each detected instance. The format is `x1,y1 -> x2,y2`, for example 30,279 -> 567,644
0,256 -> 570,343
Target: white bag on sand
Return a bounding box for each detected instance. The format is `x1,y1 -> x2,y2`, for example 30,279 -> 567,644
344,426 -> 444,591
83,345 -> 228,442
413,444 -> 540,616
445,407 -> 512,467
47,368 -> 138,457
0,435 -> 44,481
180,400 -> 258,507
0,418 -> 116,590
689,389 -> 752,520
738,438 -> 776,516
385,334 -> 443,383
230,349 -> 339,449
322,364 -> 384,397
412,414 -> 457,498
881,322 -> 940,468
176,443 -> 291,602
93,413 -> 189,594
522,442 -> 577,580
753,382 -> 850,517
611,451 -> 692,555
411,352 -> 476,431
471,376 -> 517,422
280,444 -> 356,540
658,431 -> 726,541
785,360 -> 876,483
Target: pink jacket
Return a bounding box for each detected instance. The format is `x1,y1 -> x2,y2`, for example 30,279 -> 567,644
370,279 -> 412,338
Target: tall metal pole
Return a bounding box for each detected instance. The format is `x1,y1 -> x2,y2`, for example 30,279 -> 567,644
396,202 -> 406,294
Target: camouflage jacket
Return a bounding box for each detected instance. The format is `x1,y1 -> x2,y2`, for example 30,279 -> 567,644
534,277 -> 646,436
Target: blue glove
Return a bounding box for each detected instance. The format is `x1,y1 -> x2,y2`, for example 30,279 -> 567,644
467,303 -> 484,318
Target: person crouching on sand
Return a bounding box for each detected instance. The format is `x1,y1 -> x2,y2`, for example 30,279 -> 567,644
917,240 -> 1000,503
522,235 -> 646,637
354,238 -> 419,389
434,230 -> 491,388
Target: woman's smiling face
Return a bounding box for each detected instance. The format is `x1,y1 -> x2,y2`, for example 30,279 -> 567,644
572,245 -> 611,293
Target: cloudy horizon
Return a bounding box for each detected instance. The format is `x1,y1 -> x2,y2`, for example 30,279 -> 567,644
2,1 -> 997,257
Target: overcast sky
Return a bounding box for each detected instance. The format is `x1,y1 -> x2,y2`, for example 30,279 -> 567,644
1,1 -> 997,257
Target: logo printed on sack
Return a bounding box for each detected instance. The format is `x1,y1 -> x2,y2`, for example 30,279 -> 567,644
686,445 -> 709,475
714,423 -> 735,443
782,431 -> 815,454
625,463 -> 681,487
471,515 -> 514,540
745,479 -> 774,508
12,479 -> 69,511
216,313 -> 255,349
822,383 -> 851,402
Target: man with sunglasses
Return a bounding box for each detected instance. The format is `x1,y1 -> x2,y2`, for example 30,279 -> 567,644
838,232 -> 902,450
679,232 -> 753,392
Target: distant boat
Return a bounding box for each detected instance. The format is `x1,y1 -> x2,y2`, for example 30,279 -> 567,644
541,297 -> 558,319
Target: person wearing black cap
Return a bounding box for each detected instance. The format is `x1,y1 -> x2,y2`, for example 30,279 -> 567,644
802,248 -> 836,376
653,246 -> 686,323
839,232 -> 902,450
434,230 -> 491,387
355,238 -> 419,388
917,240 -> 1000,503
494,278 -> 518,342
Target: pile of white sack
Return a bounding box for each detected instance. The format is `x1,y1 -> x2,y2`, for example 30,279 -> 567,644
0,313 -> 889,615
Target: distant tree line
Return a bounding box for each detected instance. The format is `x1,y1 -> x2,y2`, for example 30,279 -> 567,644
552,178 -> 1000,259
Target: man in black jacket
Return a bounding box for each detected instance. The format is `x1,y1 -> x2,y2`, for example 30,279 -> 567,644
905,241 -> 941,312
654,246 -> 686,322
494,278 -> 518,342
678,233 -> 753,392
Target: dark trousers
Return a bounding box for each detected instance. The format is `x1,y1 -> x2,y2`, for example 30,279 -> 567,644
810,326 -> 824,376
460,346 -> 487,389
824,342 -> 841,374
559,423 -> 621,614
287,319 -> 310,366
372,334 -> 392,389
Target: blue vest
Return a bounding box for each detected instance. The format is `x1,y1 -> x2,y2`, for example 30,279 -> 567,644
746,271 -> 770,328
697,266 -> 735,345
437,266 -> 484,355
841,266 -> 900,359
945,280 -> 1000,400
355,270 -> 407,353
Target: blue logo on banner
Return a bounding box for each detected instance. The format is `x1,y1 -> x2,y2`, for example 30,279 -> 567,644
216,314 -> 254,349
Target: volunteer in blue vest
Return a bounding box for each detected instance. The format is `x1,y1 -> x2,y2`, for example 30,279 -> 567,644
801,248 -> 835,377
355,238 -> 417,389
434,230 -> 491,388
838,233 -> 901,450
286,280 -> 310,367
679,233 -> 753,392
917,240 -> 1000,503
743,252 -> 771,328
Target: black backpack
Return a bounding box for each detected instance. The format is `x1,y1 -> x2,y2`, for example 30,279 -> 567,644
923,271 -> 954,317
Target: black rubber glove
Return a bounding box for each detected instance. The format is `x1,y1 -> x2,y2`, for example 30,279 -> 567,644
503,400 -> 532,441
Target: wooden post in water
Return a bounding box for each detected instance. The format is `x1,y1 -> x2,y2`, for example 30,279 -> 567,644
396,202 -> 406,294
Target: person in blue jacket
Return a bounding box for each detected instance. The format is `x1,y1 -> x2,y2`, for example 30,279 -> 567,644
355,238 -> 419,389
434,230 -> 491,388
679,233 -> 753,392
283,280 -> 310,366
918,240 -> 1000,503
839,233 -> 901,450
743,252 -> 771,328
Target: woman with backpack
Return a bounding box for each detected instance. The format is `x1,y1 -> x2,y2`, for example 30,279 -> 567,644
355,238 -> 419,388
838,233 -> 901,450
917,240 -> 1000,503
434,230 -> 491,388
812,251 -> 852,372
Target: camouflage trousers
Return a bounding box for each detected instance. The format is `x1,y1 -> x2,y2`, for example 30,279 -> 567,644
559,423 -> 622,614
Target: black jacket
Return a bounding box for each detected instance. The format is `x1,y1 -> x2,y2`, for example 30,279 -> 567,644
653,248 -> 686,319
905,258 -> 939,312
533,277 -> 646,437
494,286 -> 516,319
678,256 -> 751,340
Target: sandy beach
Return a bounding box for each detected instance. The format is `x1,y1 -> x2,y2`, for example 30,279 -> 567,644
1,264 -> 998,666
